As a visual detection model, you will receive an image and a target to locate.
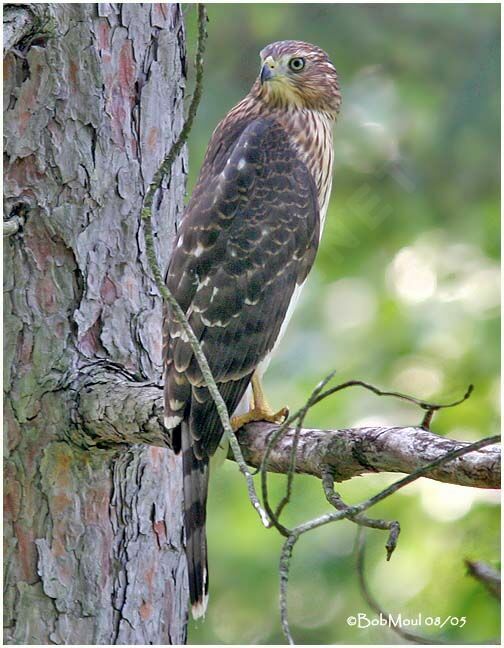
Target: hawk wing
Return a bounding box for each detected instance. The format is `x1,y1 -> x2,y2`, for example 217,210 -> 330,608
163,116 -> 320,458
163,116 -> 320,615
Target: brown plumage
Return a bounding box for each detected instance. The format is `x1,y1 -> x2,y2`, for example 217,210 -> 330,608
163,40 -> 341,618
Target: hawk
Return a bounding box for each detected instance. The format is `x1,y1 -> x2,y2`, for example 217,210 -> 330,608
163,40 -> 341,618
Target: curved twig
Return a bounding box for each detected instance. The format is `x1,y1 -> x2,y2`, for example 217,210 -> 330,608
357,532 -> 500,645
465,559 -> 500,600
355,529 -> 442,644
140,4 -> 269,527
278,434 -> 499,644
322,468 -> 401,560
259,372 -> 477,537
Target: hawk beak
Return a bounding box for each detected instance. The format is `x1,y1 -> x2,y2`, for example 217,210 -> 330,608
260,64 -> 272,84
260,56 -> 277,84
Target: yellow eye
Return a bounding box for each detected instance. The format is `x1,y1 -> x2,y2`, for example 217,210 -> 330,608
288,57 -> 305,72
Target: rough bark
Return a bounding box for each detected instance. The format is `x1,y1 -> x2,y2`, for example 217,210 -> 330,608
3,5 -> 35,56
4,3 -> 189,644
74,374 -> 500,490
235,423 -> 500,489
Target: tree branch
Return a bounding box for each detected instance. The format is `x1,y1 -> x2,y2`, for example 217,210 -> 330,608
71,365 -> 169,449
73,371 -> 500,490
74,370 -> 499,645
465,559 -> 501,599
278,435 -> 499,644
236,422 -> 500,489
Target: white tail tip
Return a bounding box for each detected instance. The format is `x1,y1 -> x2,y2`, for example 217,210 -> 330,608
191,592 -> 209,620
191,567 -> 208,620
164,414 -> 182,429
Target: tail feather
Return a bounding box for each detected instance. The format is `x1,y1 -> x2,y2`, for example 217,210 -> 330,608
182,423 -> 209,619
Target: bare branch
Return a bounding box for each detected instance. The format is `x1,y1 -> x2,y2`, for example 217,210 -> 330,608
351,434 -> 500,511
277,435 -> 499,644
311,380 -> 474,427
257,373 -> 480,548
74,367 -> 499,644
73,369 -> 500,490
237,423 -> 500,489
465,559 -> 501,600
322,468 -> 400,560
71,364 -> 169,449
73,370 -> 500,490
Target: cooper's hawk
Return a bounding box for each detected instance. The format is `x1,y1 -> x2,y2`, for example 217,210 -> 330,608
163,40 -> 341,618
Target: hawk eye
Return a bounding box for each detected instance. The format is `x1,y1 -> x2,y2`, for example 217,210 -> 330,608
288,57 -> 305,72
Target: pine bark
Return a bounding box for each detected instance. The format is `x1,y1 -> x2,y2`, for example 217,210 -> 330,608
3,3 -> 188,644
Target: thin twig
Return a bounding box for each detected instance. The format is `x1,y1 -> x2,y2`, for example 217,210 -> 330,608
355,529 -> 443,644
259,373 -> 337,537
357,532 -> 500,645
322,468 -> 400,560
311,379 -> 474,428
352,434 -> 500,514
465,559 -> 501,600
274,372 -> 337,519
260,372 -> 475,536
278,434 -> 499,643
279,533 -> 299,645
318,380 -> 474,410
140,4 -> 269,527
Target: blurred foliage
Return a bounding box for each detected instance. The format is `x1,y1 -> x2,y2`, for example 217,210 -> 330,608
184,3 -> 500,644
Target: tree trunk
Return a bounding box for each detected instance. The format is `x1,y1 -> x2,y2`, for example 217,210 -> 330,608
3,3 -> 189,643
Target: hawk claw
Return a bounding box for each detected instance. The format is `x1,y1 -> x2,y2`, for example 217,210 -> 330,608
231,405 -> 289,431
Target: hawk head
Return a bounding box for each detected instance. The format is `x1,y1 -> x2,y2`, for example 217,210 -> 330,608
255,40 -> 341,115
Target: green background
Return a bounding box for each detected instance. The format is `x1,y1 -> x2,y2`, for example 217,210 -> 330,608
184,3 -> 500,644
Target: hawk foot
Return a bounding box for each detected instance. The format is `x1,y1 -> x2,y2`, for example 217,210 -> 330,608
231,405 -> 289,431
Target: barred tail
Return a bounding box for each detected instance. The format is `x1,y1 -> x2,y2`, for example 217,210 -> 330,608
181,423 -> 209,619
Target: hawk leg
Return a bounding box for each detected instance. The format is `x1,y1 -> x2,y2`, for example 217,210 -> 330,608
231,373 -> 288,430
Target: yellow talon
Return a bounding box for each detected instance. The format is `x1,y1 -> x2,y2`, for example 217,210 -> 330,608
231,373 -> 289,431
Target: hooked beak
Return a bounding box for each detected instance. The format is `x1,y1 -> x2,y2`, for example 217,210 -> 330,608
260,64 -> 273,84
260,56 -> 277,85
